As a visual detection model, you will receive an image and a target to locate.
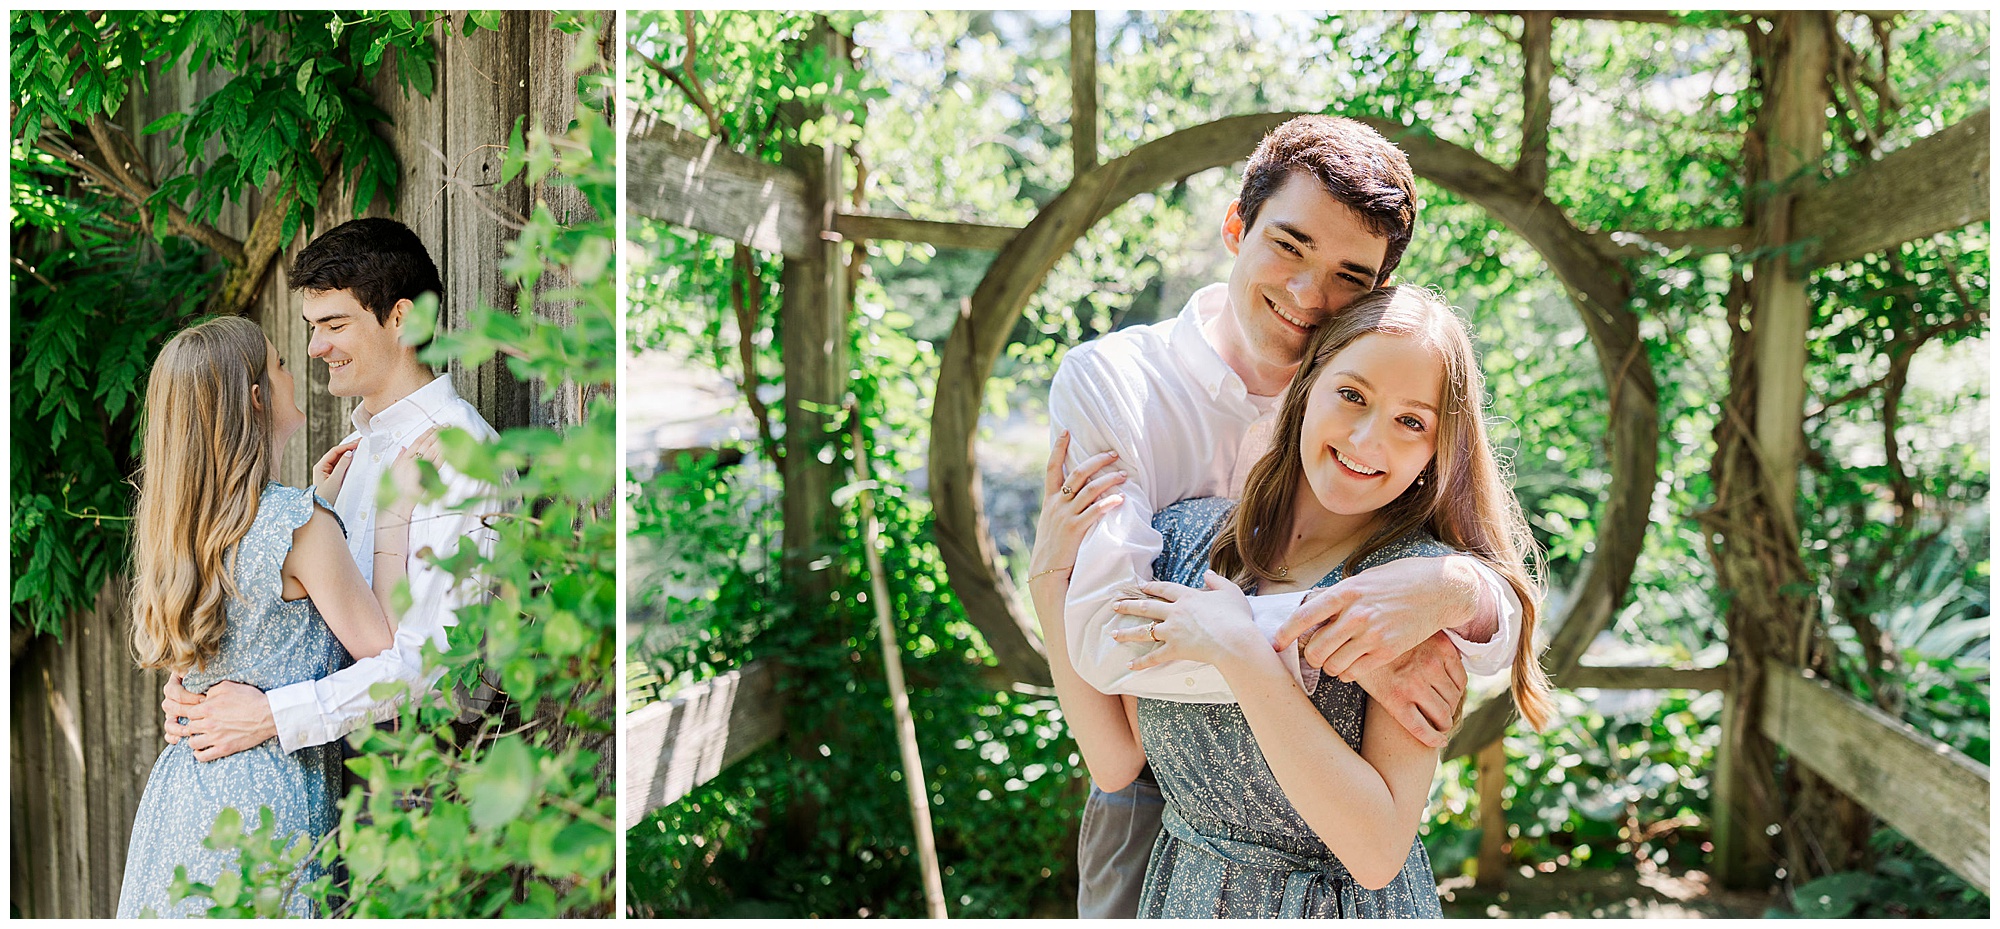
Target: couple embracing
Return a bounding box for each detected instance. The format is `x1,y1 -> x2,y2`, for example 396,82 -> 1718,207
1031,116 -> 1554,918
116,219 -> 500,918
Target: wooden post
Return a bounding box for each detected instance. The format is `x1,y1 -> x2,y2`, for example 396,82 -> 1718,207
1712,10 -> 1834,890
777,27 -> 850,607
1515,12 -> 1554,190
1749,13 -> 1827,511
1474,740 -> 1510,892
1070,11 -> 1097,180
774,14 -> 853,851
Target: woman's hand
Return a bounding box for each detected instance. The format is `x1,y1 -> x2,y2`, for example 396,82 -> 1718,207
386,427 -> 444,521
1109,571 -> 1264,671
313,439 -> 360,502
1027,430 -> 1126,593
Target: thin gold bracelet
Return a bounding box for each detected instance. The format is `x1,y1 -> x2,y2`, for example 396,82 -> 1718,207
374,550 -> 404,558
1029,564 -> 1073,583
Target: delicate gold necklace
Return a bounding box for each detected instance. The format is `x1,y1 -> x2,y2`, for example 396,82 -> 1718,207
1276,534 -> 1350,579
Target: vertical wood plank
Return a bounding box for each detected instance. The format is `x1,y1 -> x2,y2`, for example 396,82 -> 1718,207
443,10 -> 533,432
527,10 -> 598,432
51,604 -> 90,915
11,648 -> 51,916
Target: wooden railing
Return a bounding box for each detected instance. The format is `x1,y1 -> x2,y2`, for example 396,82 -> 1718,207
1758,659 -> 1989,891
624,657 -> 1992,894
622,660 -> 783,829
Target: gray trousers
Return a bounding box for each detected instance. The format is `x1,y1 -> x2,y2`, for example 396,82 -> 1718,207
1076,767 -> 1165,919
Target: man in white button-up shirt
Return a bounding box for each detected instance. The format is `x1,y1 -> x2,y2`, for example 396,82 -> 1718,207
1037,116 -> 1525,917
164,218 -> 500,760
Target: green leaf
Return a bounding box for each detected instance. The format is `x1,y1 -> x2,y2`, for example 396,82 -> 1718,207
140,112 -> 186,136
406,56 -> 433,97
500,115 -> 526,186
465,736 -> 538,829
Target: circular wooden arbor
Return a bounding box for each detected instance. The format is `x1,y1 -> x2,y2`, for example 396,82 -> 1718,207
926,113 -> 1657,752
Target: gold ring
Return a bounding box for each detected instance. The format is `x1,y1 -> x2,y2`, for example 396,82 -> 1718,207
1149,621 -> 1161,642
1060,484 -> 1075,496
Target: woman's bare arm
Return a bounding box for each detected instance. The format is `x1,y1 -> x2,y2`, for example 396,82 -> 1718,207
1029,432 -> 1147,791
1032,570 -> 1147,791
285,507 -> 393,659
1219,646 -> 1439,889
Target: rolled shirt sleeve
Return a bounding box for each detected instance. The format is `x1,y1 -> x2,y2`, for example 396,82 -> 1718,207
1443,557 -> 1523,678
1052,347 -> 1249,702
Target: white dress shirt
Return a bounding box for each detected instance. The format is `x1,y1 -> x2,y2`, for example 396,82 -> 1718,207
1051,283 -> 1521,702
267,374 -> 501,753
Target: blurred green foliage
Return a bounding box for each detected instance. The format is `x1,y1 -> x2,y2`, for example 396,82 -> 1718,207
316,13 -> 618,917
625,9 -> 1986,918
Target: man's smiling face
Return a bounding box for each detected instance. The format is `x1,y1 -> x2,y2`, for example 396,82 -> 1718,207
1219,170 -> 1391,380
302,289 -> 409,400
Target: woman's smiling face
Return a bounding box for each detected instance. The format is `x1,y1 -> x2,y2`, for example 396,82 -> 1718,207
1296,332 -> 1444,517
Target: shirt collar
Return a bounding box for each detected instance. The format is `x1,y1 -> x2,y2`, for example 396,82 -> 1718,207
1170,283 -> 1251,404
351,374 -> 460,439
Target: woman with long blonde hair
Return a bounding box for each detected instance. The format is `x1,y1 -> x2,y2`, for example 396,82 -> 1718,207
117,315 -> 426,918
1032,285 -> 1552,917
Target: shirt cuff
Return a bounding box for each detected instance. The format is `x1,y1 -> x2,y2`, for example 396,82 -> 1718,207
266,680 -> 328,755
1445,558 -> 1522,677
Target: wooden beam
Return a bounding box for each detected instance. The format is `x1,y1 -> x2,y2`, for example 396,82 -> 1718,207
1562,665 -> 1728,691
1797,109 -> 1990,267
1071,10 -> 1098,179
1760,660 -> 1990,892
1588,225 -> 1750,257
1549,11 -> 1697,26
622,660 -> 784,828
626,122 -> 810,257
833,211 -> 1021,251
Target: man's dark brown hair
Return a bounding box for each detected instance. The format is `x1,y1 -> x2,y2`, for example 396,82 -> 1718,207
1237,115 -> 1417,285
289,217 -> 443,346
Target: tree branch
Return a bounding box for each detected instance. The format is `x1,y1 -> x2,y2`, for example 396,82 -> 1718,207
632,17 -> 727,139
80,115 -> 248,264
204,141 -> 341,316
730,244 -> 781,466
12,256 -> 58,291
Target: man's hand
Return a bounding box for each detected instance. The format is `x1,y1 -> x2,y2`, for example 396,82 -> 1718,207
161,673 -> 203,745
1351,632 -> 1467,748
180,680 -> 279,762
1273,554 -> 1488,680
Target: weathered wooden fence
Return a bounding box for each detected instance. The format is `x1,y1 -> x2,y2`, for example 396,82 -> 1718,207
622,8 -> 1989,902
10,12 -> 601,917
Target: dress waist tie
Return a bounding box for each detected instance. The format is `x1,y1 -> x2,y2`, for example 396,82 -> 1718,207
1160,805 -> 1358,917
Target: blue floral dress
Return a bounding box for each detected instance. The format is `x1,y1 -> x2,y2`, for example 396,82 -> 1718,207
1136,496 -> 1447,919
117,483 -> 352,918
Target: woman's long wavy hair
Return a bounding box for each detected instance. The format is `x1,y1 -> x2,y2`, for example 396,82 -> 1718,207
130,315 -> 276,673
1209,285 -> 1555,731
